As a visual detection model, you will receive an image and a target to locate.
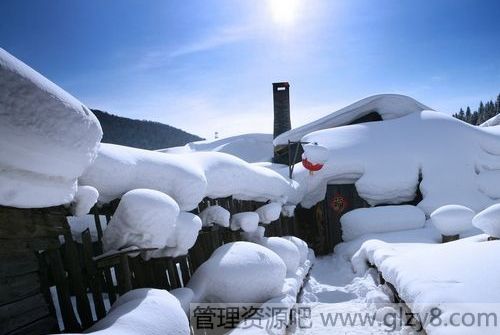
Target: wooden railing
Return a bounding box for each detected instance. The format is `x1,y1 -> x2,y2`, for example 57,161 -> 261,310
41,197 -> 298,333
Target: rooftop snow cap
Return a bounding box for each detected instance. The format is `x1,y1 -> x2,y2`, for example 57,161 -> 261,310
0,48 -> 103,208
273,94 -> 432,146
273,82 -> 291,139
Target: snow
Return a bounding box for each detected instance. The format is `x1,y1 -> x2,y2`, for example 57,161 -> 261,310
261,237 -> 301,274
480,113 -> 500,127
281,204 -> 296,217
145,212 -> 202,258
81,288 -> 190,335
430,205 -> 475,236
473,203 -> 500,238
282,236 -> 309,264
69,186 -> 99,217
294,110 -> 500,215
274,94 -> 431,145
187,241 -> 287,303
160,133 -> 274,163
301,143 -> 329,165
255,202 -> 282,224
351,236 -> 500,334
341,205 -> 426,241
80,143 -> 295,210
169,287 -> 194,315
199,205 -> 230,227
230,212 -> 260,232
0,48 -> 102,208
102,189 -> 179,252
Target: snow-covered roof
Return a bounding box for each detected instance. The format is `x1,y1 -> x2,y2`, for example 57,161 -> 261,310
480,113 -> 500,127
293,110 -> 500,215
273,94 -> 432,146
0,48 -> 102,208
160,133 -> 273,163
80,143 -> 297,210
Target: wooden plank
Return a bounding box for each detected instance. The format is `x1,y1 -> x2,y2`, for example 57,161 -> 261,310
0,272 -> 41,305
81,230 -> 106,320
62,231 -> 93,329
93,214 -> 104,242
0,251 -> 39,278
5,314 -> 58,335
166,258 -> 180,289
0,303 -> 51,335
44,249 -> 81,332
118,254 -> 133,293
177,256 -> 191,286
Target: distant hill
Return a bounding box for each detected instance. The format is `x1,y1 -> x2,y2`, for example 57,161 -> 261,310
91,109 -> 203,150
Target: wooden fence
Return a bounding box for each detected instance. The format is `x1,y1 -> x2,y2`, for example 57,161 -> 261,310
41,197 -> 298,333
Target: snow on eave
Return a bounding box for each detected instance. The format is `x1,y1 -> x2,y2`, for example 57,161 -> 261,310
273,94 -> 433,146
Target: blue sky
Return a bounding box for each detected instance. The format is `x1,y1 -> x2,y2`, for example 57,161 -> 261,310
1,0 -> 499,139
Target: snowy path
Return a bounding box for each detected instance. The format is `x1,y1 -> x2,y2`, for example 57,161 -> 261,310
289,254 -> 415,335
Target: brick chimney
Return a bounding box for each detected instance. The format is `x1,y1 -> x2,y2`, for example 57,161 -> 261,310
273,82 -> 291,139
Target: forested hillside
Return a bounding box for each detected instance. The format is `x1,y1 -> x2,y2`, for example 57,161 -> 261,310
92,109 -> 203,150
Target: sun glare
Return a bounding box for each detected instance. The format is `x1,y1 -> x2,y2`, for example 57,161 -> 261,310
270,0 -> 298,25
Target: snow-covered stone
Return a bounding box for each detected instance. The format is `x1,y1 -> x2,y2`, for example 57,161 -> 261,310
0,48 -> 102,208
255,202 -> 282,224
199,205 -> 230,227
230,212 -> 259,232
82,288 -> 189,335
187,242 -> 287,303
472,203 -> 500,238
102,189 -> 180,252
340,205 -> 426,241
69,186 -> 99,217
430,204 -> 475,236
282,235 -> 310,264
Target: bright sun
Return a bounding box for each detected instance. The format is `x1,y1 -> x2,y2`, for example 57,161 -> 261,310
270,0 -> 299,25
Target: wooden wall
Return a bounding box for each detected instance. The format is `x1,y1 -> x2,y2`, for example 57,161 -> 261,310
0,206 -> 66,335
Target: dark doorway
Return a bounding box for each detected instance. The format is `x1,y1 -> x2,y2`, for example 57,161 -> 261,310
324,184 -> 369,252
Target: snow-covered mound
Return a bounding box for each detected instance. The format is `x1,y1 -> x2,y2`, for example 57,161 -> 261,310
160,133 -> 273,163
473,203 -> 500,238
430,204 -> 474,236
199,205 -> 230,227
146,212 -> 202,258
274,94 -> 431,145
255,202 -> 282,224
340,205 -> 426,241
295,110 -> 500,215
230,212 -> 259,232
69,185 -> 99,217
81,288 -> 189,335
80,143 -> 296,210
0,48 -> 102,208
261,237 -> 300,274
352,237 -> 500,335
102,189 -> 180,252
187,241 -> 287,303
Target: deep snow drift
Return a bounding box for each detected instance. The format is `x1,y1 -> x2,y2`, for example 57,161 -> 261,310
274,94 -> 431,145
160,133 -> 274,163
80,143 -> 296,210
295,110 -> 500,215
0,48 -> 102,208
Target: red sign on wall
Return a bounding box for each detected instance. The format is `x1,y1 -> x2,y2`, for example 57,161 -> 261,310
330,193 -> 348,214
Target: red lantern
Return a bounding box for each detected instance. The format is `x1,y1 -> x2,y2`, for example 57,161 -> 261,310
302,158 -> 324,172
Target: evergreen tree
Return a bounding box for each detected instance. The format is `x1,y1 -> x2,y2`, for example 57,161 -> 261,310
453,93 -> 500,125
